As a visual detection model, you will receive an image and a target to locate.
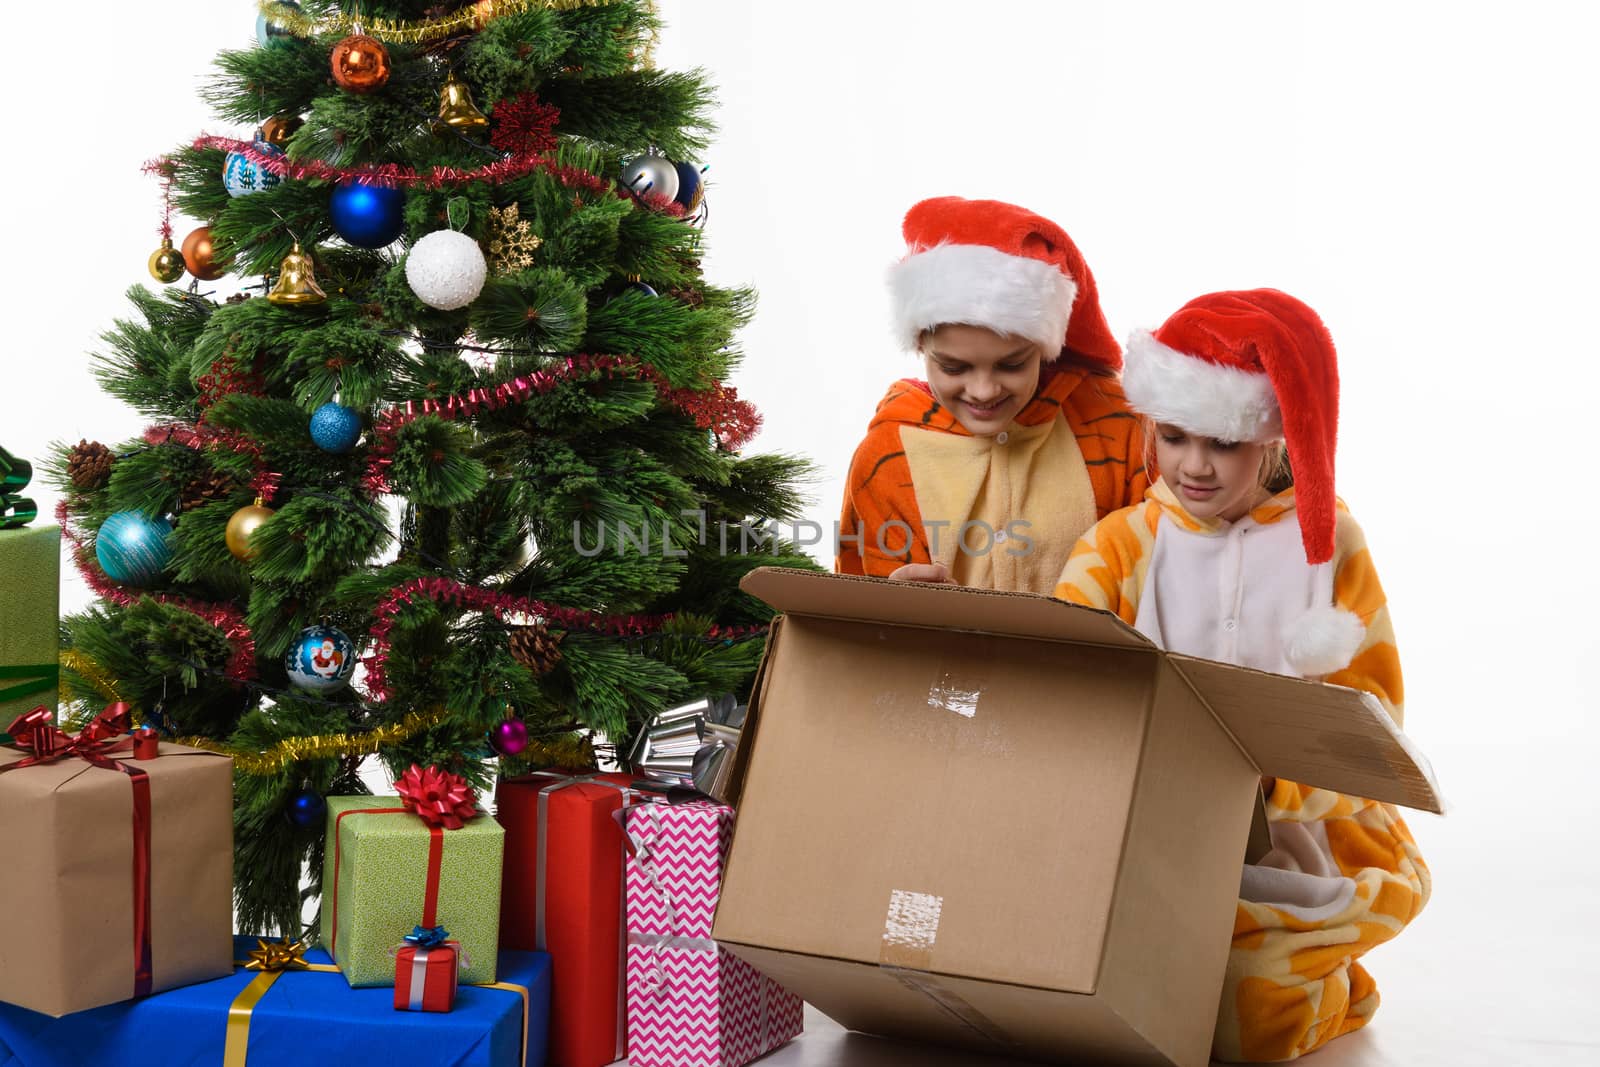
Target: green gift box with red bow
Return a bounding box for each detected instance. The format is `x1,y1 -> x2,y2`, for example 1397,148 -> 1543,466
0,445 -> 59,724
322,764 -> 505,988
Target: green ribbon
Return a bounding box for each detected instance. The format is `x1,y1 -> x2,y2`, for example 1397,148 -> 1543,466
0,664 -> 60,706
1,446 -> 37,529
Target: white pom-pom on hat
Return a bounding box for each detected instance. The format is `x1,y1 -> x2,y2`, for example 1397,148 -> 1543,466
406,229 -> 488,311
1283,605 -> 1366,677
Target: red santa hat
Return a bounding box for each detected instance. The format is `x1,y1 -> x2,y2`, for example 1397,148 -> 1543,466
887,197 -> 1121,370
1122,289 -> 1341,565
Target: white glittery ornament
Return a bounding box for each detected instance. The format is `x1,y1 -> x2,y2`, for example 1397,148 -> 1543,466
405,229 -> 488,310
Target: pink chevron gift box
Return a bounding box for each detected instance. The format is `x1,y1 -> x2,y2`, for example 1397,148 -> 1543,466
623,799 -> 803,1067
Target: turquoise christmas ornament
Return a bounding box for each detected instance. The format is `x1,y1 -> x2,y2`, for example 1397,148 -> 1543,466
310,402 -> 362,454
284,623 -> 357,694
223,144 -> 283,198
329,180 -> 406,249
255,0 -> 301,46
95,511 -> 174,586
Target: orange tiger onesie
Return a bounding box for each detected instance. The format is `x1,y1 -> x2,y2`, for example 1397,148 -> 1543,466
836,363 -> 1150,592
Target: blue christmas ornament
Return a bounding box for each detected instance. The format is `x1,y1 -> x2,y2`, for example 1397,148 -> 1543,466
286,787 -> 326,828
284,623 -> 358,694
223,147 -> 283,198
673,161 -> 704,211
329,180 -> 406,249
310,401 -> 363,454
95,511 -> 174,586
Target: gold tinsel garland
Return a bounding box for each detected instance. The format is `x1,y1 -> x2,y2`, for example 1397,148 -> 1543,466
62,651 -> 594,776
59,648 -> 129,709
259,0 -> 620,46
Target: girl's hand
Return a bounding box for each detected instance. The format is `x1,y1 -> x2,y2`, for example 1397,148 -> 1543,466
887,562 -> 956,584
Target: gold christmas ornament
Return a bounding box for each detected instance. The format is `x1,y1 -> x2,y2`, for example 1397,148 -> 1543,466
225,497 -> 275,561
433,71 -> 490,135
267,242 -> 327,306
148,237 -> 186,283
485,203 -> 542,274
258,114 -> 304,148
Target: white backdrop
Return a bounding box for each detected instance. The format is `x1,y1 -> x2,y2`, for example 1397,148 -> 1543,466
6,3 -> 1597,1061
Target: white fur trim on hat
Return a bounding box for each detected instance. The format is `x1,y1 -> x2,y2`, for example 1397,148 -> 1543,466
1123,329 -> 1284,442
1283,605 -> 1366,677
888,243 -> 1077,355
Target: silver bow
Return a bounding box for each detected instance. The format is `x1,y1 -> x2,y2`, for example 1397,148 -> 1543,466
627,695 -> 745,802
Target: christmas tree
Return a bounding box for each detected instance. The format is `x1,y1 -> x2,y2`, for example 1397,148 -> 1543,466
47,0 -> 813,938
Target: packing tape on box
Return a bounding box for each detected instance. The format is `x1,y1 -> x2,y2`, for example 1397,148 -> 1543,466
926,669 -> 982,719
878,888 -> 1013,1048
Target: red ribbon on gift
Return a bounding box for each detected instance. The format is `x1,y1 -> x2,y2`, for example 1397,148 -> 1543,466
330,764 -> 480,957
1,703 -> 155,997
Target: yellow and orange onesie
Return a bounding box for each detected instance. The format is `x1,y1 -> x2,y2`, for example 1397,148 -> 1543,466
1055,482 -> 1430,1062
836,364 -> 1149,592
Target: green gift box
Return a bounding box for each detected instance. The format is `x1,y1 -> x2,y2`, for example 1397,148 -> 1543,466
0,524 -> 61,724
322,792 -> 505,987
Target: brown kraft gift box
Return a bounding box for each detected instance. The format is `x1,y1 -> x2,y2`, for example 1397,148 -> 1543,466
712,569 -> 1442,1067
0,735 -> 236,1017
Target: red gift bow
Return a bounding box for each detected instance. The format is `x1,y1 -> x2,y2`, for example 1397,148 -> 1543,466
3,702 -> 135,767
396,763 -> 479,829
330,765 -> 480,962
1,702 -> 155,997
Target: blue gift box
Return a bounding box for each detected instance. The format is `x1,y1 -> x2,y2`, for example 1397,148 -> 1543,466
0,936 -> 551,1067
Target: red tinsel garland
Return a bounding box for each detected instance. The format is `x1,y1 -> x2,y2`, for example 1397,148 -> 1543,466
362,355 -> 759,492
145,423 -> 282,501
141,157 -> 177,241
364,576 -> 763,700
489,92 -> 561,155
55,500 -> 258,682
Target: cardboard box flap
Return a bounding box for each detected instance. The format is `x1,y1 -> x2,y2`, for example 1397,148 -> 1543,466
739,567 -> 1156,652
1169,654 -> 1443,814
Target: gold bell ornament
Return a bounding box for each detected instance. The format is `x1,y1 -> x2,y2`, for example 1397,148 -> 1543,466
148,237 -> 186,283
267,242 -> 327,306
433,71 -> 490,136
225,496 -> 275,562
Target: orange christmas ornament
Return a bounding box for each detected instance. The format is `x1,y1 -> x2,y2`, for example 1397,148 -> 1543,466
180,226 -> 230,281
331,34 -> 391,93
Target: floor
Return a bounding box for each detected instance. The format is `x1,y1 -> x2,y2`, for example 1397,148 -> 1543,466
612,737 -> 1600,1067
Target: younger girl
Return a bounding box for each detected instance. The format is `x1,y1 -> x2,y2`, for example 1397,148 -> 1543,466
1053,290 -> 1429,1062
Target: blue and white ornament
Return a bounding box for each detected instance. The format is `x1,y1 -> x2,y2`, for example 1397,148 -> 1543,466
329,180 -> 406,249
405,229 -> 487,310
310,401 -> 363,454
284,623 -> 357,694
95,511 -> 174,586
223,142 -> 283,198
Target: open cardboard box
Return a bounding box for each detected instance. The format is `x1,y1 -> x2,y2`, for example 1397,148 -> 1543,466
712,568 -> 1442,1067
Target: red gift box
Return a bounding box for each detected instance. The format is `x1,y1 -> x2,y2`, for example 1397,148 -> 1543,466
393,942 -> 460,1012
497,771 -> 656,1067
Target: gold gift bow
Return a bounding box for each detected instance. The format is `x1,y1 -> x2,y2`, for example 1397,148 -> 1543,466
224,938 -> 532,1067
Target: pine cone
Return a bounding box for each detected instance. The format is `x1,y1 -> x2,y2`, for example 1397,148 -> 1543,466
225,292 -> 254,305
181,468 -> 242,512
67,440 -> 115,490
510,623 -> 564,676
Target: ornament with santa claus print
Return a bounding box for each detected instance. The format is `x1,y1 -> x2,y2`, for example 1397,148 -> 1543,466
285,622 -> 357,694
